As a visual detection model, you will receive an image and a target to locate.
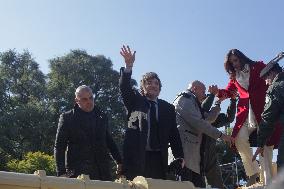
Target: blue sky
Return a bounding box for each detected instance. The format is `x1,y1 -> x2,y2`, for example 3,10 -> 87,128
0,0 -> 283,159
0,0 -> 283,103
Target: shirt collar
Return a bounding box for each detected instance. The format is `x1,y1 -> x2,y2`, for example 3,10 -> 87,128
237,64 -> 250,74
146,97 -> 158,103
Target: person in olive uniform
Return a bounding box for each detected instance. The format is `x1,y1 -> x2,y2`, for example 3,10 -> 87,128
257,55 -> 284,169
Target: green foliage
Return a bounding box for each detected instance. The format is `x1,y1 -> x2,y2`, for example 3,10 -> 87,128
7,151 -> 56,175
225,127 -> 233,136
0,147 -> 12,171
0,50 -> 46,103
0,50 -> 55,159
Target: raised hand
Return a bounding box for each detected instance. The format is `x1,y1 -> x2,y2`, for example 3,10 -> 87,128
230,90 -> 238,99
120,45 -> 136,68
221,133 -> 233,146
208,85 -> 219,96
277,52 -> 284,59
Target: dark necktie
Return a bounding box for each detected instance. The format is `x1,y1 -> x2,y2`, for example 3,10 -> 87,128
149,100 -> 160,150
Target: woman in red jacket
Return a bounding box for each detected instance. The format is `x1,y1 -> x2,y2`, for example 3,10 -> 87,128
218,49 -> 279,186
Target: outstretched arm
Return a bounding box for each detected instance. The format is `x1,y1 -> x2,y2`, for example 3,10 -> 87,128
201,85 -> 218,112
174,96 -> 232,143
213,95 -> 237,128
218,80 -> 238,99
120,45 -> 136,71
119,45 -> 138,111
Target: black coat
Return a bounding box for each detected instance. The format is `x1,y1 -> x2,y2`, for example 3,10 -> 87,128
54,104 -> 122,180
119,68 -> 184,180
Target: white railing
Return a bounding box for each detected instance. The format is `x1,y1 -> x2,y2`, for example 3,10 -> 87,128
0,170 -> 198,189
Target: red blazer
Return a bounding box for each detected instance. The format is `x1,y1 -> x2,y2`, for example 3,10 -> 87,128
219,62 -> 282,147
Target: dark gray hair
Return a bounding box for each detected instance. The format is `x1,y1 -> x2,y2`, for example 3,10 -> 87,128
75,85 -> 93,97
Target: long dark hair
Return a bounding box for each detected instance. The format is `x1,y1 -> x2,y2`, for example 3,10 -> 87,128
224,49 -> 255,79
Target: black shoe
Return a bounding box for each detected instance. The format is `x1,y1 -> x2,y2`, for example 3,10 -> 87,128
246,173 -> 260,187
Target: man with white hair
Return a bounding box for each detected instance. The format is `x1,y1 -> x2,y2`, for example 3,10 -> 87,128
173,80 -> 232,187
54,85 -> 122,180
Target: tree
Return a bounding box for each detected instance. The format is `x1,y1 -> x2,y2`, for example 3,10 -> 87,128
0,50 -> 54,159
47,49 -> 127,147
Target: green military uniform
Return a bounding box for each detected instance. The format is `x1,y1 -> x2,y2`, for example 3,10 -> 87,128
257,72 -> 284,167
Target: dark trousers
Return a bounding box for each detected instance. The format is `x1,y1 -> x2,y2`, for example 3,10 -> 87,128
278,134 -> 284,168
66,161 -> 111,181
180,167 -> 206,187
145,151 -> 165,179
205,162 -> 224,189
204,138 -> 224,189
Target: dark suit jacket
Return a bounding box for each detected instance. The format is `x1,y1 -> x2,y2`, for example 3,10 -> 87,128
54,104 -> 122,180
119,67 -> 184,180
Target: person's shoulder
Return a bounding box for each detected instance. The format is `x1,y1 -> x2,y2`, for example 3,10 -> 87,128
158,98 -> 174,108
179,91 -> 192,98
158,98 -> 170,105
61,109 -> 74,117
277,72 -> 284,83
274,81 -> 284,95
173,91 -> 195,107
175,91 -> 193,100
59,109 -> 75,122
252,61 -> 264,65
252,61 -> 266,69
180,91 -> 195,102
57,109 -> 75,128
